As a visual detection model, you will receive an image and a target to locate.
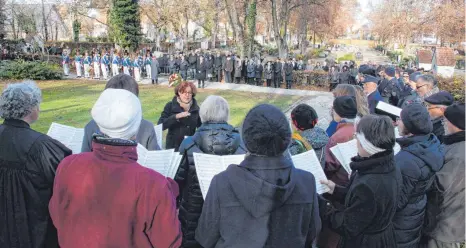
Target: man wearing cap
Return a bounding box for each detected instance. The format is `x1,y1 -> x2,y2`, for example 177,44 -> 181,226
394,104 -> 444,248
397,71 -> 422,109
423,103 -> 465,248
361,75 -> 383,114
49,89 -> 182,248
424,91 -> 454,143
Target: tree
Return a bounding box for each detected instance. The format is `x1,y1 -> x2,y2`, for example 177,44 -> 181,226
108,0 -> 142,51
73,19 -> 81,42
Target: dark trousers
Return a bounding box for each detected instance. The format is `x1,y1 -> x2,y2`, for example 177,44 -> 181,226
235,77 -> 241,84
188,68 -> 196,79
216,69 -> 223,82
198,79 -> 205,88
180,70 -> 187,80
225,71 -> 232,83
273,77 -> 281,88
248,77 -> 255,85
266,79 -> 272,87
286,80 -> 292,89
255,78 -> 261,86
152,79 -> 158,84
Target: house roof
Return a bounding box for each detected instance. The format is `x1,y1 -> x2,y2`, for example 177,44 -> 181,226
435,47 -> 456,66
417,49 -> 433,64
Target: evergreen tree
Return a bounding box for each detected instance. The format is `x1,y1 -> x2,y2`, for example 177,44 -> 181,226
108,0 -> 142,51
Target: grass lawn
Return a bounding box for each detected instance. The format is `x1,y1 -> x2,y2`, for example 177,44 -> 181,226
0,80 -> 301,133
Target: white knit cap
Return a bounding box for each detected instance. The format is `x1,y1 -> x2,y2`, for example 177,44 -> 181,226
91,88 -> 142,140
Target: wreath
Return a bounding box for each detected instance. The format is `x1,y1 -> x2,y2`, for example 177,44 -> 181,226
168,73 -> 182,87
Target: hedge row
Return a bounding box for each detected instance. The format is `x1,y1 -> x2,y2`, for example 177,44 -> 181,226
292,71 -> 330,87
438,76 -> 465,103
0,60 -> 63,80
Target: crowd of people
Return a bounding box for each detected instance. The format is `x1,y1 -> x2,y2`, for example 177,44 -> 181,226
0,63 -> 464,248
62,48 -> 336,89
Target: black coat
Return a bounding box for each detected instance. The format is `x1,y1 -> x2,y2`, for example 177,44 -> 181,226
157,97 -> 202,151
175,123 -> 247,248
285,63 -> 293,81
195,155 -> 322,248
274,62 -> 282,80
205,58 -> 214,75
180,60 -> 189,71
394,134 -> 444,248
255,63 -> 263,79
188,54 -> 197,68
214,56 -> 223,70
224,58 -> 233,72
322,151 -> 401,248
196,61 -> 207,80
264,63 -> 274,80
432,117 -> 445,143
0,119 -> 72,248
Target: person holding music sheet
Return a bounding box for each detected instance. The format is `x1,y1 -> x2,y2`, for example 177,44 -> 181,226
195,104 -> 321,248
289,104 -> 329,167
319,96 -> 358,248
393,103 -> 443,248
319,115 -> 401,248
81,74 -> 160,152
0,81 -> 72,248
158,81 -> 201,151
175,95 -> 246,248
49,88 -> 181,248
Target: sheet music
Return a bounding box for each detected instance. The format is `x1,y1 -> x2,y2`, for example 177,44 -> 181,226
330,146 -> 345,170
376,101 -> 402,117
332,139 -> 358,174
194,153 -> 230,199
154,124 -> 163,149
47,122 -> 84,154
291,150 -> 330,194
137,144 -> 174,176
222,155 -> 245,167
167,153 -> 183,179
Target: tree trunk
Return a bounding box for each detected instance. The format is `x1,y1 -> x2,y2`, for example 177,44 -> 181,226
224,0 -> 236,44
41,0 -> 48,41
211,0 -> 220,49
246,0 -> 257,58
270,0 -> 288,58
183,11 -> 189,50
55,23 -> 58,40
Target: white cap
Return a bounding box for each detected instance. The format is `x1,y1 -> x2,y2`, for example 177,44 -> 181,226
91,89 -> 142,140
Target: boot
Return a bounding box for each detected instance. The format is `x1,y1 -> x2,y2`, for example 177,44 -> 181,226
202,82 -> 205,89
152,79 -> 154,84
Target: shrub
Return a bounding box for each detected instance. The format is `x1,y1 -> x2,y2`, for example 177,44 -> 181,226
0,60 -> 63,80
307,48 -> 325,59
437,76 -> 465,103
337,53 -> 355,63
292,70 -> 329,87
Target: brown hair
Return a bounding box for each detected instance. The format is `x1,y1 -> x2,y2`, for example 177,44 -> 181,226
105,74 -> 139,96
175,81 -> 197,97
333,84 -> 369,117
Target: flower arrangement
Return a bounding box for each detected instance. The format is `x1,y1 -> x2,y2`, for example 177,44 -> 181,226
168,73 -> 182,87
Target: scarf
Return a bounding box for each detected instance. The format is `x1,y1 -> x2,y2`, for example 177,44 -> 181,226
292,131 -> 313,151
177,97 -> 192,111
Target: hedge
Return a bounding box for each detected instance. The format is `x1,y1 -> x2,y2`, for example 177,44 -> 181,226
438,76 -> 465,103
0,60 -> 63,80
292,70 -> 329,87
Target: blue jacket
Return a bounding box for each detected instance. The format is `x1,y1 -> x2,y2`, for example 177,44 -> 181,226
83,56 -> 92,64
394,134 -> 444,248
368,90 -> 383,114
74,55 -> 82,63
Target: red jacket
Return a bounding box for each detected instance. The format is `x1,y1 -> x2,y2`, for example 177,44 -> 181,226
49,141 -> 181,248
324,122 -> 355,186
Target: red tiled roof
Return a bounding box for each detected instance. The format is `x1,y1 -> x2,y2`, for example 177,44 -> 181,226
435,47 -> 456,66
417,50 -> 433,64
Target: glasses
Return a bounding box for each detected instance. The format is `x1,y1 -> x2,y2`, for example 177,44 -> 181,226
396,117 -> 401,122
180,91 -> 193,95
416,84 -> 427,90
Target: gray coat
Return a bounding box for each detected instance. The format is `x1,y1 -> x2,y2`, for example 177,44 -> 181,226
81,119 -> 160,152
234,60 -> 242,78
151,59 -> 159,80
424,131 -> 465,243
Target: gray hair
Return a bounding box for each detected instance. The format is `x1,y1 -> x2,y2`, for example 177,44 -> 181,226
0,81 -> 42,119
200,95 -> 230,123
417,74 -> 437,87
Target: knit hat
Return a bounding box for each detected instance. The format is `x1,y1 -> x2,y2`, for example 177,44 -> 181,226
291,104 -> 318,131
241,104 -> 291,156
444,103 -> 465,130
384,67 -> 396,77
92,88 -> 142,139
400,103 -> 433,135
424,91 -> 454,106
333,96 -> 357,119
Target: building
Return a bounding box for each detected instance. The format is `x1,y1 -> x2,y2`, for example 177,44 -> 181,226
432,47 -> 456,78
416,49 -> 433,71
